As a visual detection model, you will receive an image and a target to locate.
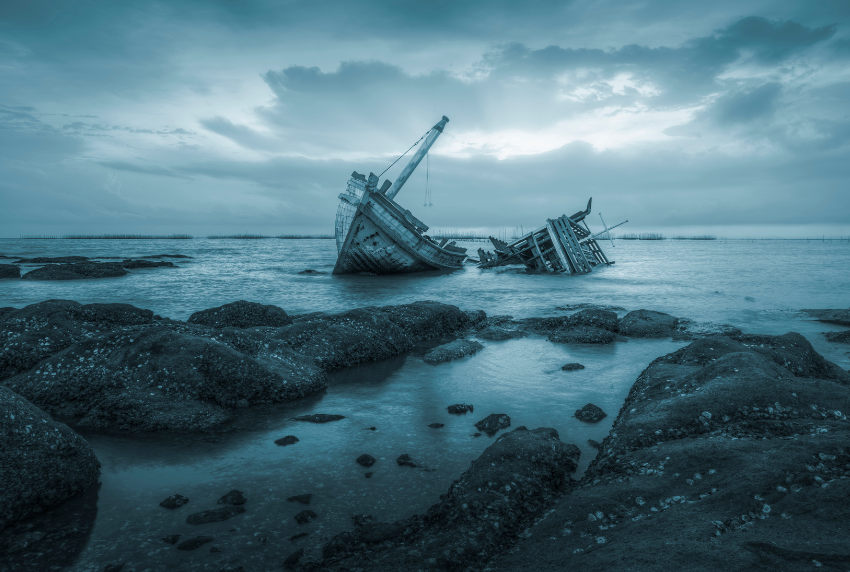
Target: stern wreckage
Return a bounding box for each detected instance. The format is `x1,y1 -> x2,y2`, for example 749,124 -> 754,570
333,116 -> 626,275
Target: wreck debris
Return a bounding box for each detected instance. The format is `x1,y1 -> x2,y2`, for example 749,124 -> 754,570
333,116 -> 467,275
477,198 -> 627,274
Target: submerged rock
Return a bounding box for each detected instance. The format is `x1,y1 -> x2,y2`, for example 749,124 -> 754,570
574,403 -> 607,423
825,330 -> 850,344
283,548 -> 304,568
297,269 -> 327,275
0,386 -> 101,531
423,339 -> 484,363
162,534 -> 180,545
428,423 -> 444,428
176,536 -> 214,550
14,256 -> 90,264
567,308 -> 619,331
275,435 -> 299,446
294,510 -> 317,524
21,262 -> 128,281
396,454 -> 417,467
561,363 -> 585,371
803,308 -> 850,326
475,413 -> 511,435
287,494 -> 312,505
159,494 -> 189,509
319,427 -> 580,570
120,259 -> 176,269
188,300 -> 293,329
478,326 -> 525,341
141,254 -> 193,259
186,505 -> 245,525
493,331 -> 850,571
0,265 -> 20,279
217,490 -> 246,505
548,326 -> 615,344
356,454 -> 376,467
447,403 -> 473,414
618,309 -> 678,338
292,414 -> 345,423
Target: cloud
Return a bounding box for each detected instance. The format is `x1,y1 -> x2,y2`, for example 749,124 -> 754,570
200,116 -> 280,151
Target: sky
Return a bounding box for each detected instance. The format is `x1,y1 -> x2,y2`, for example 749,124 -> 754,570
1,0 -> 849,238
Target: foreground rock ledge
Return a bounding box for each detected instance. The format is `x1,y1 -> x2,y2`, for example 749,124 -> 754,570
0,385 -> 100,531
1,299 -> 480,431
490,333 -> 850,572
306,427 -> 580,571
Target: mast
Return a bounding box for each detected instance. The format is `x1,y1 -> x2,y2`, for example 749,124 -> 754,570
383,116 -> 449,200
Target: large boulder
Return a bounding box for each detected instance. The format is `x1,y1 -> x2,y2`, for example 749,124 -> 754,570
618,309 -> 678,338
0,386 -> 100,531
491,333 -> 850,572
548,326 -> 616,344
320,427 -> 580,570
188,300 -> 293,329
0,265 -> 20,279
567,309 -> 619,331
21,262 -> 127,280
0,300 -> 155,381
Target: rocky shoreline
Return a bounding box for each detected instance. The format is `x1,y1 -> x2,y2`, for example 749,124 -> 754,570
1,300 -> 849,571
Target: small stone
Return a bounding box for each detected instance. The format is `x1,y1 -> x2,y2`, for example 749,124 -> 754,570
290,532 -> 309,541
186,505 -> 245,525
294,510 -> 317,524
160,494 -> 189,509
287,494 -> 312,505
365,472 -> 374,478
284,548 -> 304,568
365,426 -> 377,430
292,414 -> 345,423
574,403 -> 607,423
447,404 -> 473,414
177,536 -> 214,550
210,546 -> 221,553
701,411 -> 712,420
275,435 -> 299,446
104,564 -> 124,572
218,490 -> 247,505
472,433 -> 481,437
475,413 -> 511,434
356,454 -> 376,467
428,423 -> 444,428
588,439 -> 601,449
561,363 -> 585,371
162,534 -> 181,545
397,454 -> 417,467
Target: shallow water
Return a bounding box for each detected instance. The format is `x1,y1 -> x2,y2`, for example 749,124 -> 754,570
1,238 -> 849,570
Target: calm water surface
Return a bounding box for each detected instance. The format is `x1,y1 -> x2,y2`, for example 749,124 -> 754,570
1,238 -> 849,570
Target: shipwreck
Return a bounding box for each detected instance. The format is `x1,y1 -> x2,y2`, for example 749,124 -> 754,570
477,200 -> 627,274
333,116 -> 467,275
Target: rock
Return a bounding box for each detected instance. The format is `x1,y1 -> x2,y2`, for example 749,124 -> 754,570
475,413 -> 511,435
574,403 -> 607,423
803,308 -> 850,327
825,330 -> 850,344
188,300 -> 293,329
567,308 -> 619,331
587,439 -> 601,449
352,514 -> 375,527
356,454 -> 376,467
364,426 -> 377,430
319,427 -> 580,570
217,490 -> 246,505
472,433 -> 481,437
618,309 -> 678,338
176,536 -> 214,550
209,546 -> 221,552
674,318 -> 742,340
103,564 -> 124,572
514,425 -> 527,431
447,403 -> 473,414
478,326 -> 525,341
294,510 -> 317,524
0,386 -> 100,531
365,472 -> 373,478
548,326 -> 616,344
428,423 -> 444,428
0,265 -> 20,279
186,505 -> 245,524
493,332 -> 850,572
292,414 -> 345,423
556,303 -> 625,312
162,534 -> 180,544
159,494 -> 189,509
284,547 -> 304,568
290,532 -> 309,541
14,256 -> 90,264
120,259 -> 176,269
287,494 -> 312,505
297,269 -> 327,275
561,363 -> 585,371
21,262 -> 128,280
396,454 -> 417,467
141,254 -> 193,259
275,435 -> 299,446
423,339 -> 484,364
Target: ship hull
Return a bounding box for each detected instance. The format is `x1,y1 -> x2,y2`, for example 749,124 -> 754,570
333,190 -> 466,275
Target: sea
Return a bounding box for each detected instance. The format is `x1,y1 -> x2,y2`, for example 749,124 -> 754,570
1,238 -> 849,571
